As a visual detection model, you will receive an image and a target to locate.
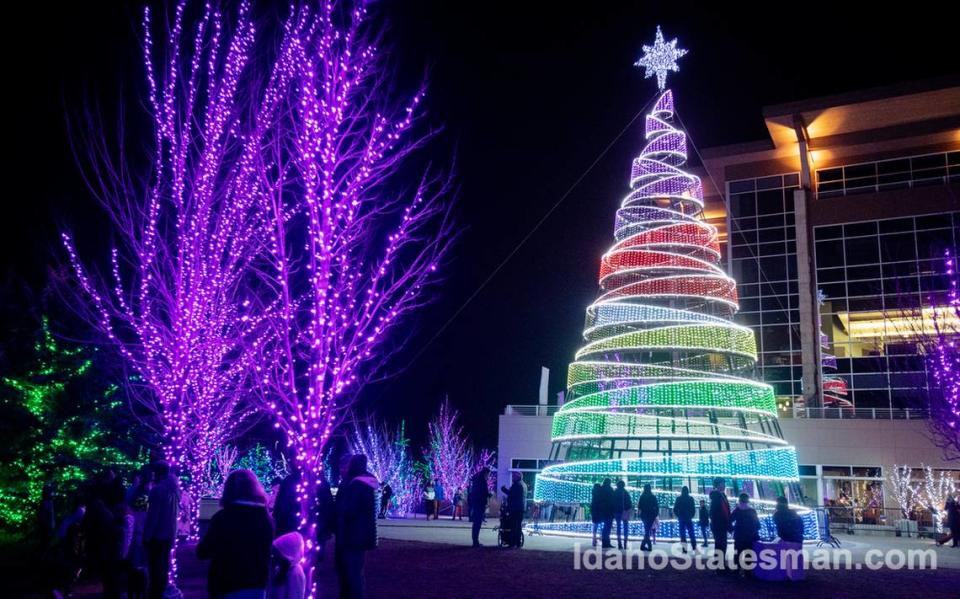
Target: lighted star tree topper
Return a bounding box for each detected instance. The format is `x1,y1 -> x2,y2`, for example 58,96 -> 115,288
532,27 -> 819,540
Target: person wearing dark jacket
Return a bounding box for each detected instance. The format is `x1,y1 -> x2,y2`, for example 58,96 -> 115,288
709,477 -> 731,569
772,496 -> 804,543
729,493 -> 760,576
144,462 -> 180,599
272,470 -> 302,537
612,480 -> 632,549
335,454 -> 379,598
673,486 -> 697,552
468,468 -> 490,547
590,483 -> 602,547
598,478 -> 615,549
378,483 -> 393,519
502,471 -> 526,548
314,477 -> 335,563
197,469 -> 275,598
637,484 -> 659,551
698,499 -> 710,548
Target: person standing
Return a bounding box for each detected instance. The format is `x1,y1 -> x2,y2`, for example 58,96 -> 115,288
612,480 -> 632,550
314,476 -> 336,563
698,499 -> 710,549
673,486 -> 697,553
378,483 -> 393,519
197,469 -> 274,598
335,455 -> 379,598
143,462 -> 180,599
598,478 -> 615,549
268,532 -> 306,599
468,468 -> 490,547
503,471 -> 526,548
452,487 -> 464,520
104,479 -> 134,599
637,484 -> 659,551
423,482 -> 435,520
38,484 -> 56,553
273,470 -> 302,537
590,483 -> 602,547
433,480 -> 444,520
950,494 -> 960,547
729,493 -> 760,577
709,477 -> 731,571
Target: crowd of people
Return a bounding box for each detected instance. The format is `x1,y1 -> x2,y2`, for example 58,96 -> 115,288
34,461 -> 960,597
35,453 -> 381,599
581,477 -> 810,576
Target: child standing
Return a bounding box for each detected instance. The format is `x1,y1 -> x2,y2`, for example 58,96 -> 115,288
268,532 -> 306,599
453,488 -> 464,520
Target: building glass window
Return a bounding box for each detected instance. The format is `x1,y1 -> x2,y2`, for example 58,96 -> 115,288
728,174 -> 801,401
814,212 -> 960,414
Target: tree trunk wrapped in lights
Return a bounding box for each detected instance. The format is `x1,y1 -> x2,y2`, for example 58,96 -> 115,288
62,0 -> 292,538
252,2 -> 454,590
532,86 -> 816,540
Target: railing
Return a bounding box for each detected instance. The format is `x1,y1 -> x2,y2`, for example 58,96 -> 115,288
820,506 -> 945,537
816,151 -> 959,199
788,407 -> 928,420
503,404 -> 560,416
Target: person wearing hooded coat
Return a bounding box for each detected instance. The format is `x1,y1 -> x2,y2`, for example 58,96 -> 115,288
268,531 -> 306,599
335,454 -> 379,599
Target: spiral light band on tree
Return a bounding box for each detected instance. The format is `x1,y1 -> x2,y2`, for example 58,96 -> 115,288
533,89 -> 818,540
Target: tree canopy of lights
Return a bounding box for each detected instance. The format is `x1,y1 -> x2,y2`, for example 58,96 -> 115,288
922,251 -> 960,461
0,317 -> 143,534
62,0 -> 295,536
532,30 -> 817,541
244,1 -> 454,588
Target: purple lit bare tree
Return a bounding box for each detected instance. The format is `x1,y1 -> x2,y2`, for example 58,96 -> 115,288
62,0 -> 298,536
922,251 -> 960,461
425,398 -> 476,498
252,1 -> 454,584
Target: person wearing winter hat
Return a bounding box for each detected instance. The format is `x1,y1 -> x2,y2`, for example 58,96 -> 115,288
268,532 -> 306,599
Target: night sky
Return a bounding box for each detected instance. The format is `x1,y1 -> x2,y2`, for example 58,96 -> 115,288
6,1 -> 959,452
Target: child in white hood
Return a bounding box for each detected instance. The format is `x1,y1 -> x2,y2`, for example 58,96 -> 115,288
268,531 -> 306,599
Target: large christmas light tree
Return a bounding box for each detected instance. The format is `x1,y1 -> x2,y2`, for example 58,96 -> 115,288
533,27 -> 818,540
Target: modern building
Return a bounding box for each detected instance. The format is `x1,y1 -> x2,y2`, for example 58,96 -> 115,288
499,78 -> 960,529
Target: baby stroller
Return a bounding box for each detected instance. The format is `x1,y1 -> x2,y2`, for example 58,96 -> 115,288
497,503 -> 525,548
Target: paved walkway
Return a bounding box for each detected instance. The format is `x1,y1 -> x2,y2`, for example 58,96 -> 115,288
379,516 -> 960,569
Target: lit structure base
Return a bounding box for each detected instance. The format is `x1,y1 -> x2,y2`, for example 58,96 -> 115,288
527,508 -> 820,541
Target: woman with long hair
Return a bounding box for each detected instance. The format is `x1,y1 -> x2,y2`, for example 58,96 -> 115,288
198,469 -> 275,598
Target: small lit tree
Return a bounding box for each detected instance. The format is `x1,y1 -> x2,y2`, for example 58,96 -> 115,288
0,317 -> 142,533
425,398 -> 474,497
889,464 -> 919,519
920,464 -> 957,534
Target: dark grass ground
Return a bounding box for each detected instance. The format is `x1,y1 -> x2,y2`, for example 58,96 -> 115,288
6,538 -> 960,598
